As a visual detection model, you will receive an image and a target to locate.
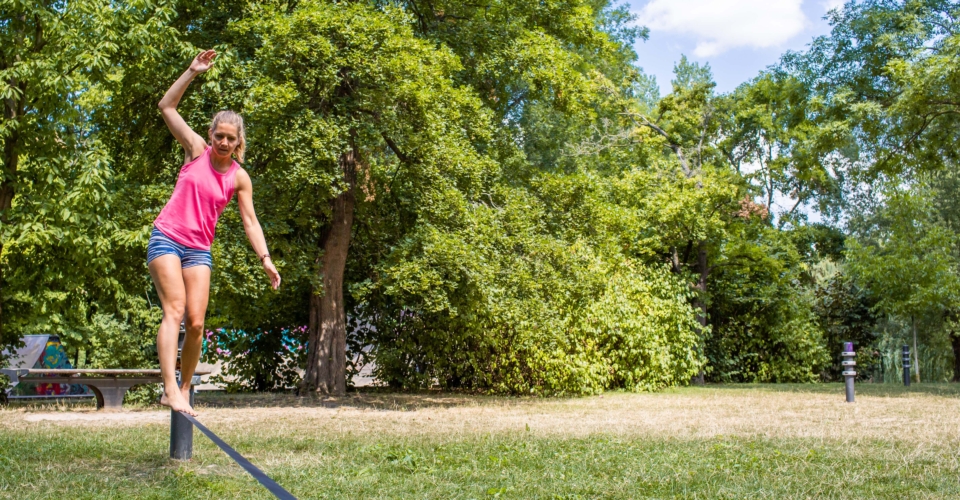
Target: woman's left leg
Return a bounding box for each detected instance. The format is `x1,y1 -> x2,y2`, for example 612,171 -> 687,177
179,264 -> 211,401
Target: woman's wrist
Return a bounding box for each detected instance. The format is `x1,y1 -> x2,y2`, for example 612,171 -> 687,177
259,253 -> 271,263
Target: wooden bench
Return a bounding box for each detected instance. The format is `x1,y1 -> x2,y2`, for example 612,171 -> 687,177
1,369 -> 210,411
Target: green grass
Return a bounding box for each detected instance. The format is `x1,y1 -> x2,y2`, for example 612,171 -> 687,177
2,431 -> 957,499
2,385 -> 959,499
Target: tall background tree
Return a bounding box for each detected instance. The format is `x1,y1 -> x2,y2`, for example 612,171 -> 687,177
9,0 -> 960,393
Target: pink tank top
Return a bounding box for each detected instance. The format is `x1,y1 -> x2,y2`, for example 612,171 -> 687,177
154,148 -> 240,251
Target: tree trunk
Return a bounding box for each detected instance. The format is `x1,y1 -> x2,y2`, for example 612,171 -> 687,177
301,148 -> 357,396
0,221 -> 5,344
691,243 -> 708,385
951,332 -> 960,383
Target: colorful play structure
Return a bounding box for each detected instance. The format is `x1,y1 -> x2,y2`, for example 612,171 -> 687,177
2,334 -> 91,399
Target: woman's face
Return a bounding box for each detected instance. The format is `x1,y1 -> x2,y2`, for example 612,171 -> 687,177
209,123 -> 239,160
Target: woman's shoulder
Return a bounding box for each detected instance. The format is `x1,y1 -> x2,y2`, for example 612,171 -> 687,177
233,166 -> 252,190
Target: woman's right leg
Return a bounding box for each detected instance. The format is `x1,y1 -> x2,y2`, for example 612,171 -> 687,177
149,254 -> 198,415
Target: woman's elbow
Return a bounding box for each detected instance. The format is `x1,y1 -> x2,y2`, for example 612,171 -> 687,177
242,217 -> 260,232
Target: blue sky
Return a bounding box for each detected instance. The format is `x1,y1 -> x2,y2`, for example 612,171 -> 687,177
627,0 -> 846,94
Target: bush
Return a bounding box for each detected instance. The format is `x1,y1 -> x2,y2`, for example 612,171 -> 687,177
203,327 -> 307,392
585,269 -> 706,391
0,373 -> 8,405
124,384 -> 163,407
811,262 -> 879,381
707,228 -> 830,382
355,188 -> 704,395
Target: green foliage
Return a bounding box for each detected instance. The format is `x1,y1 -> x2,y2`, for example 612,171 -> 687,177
720,72 -> 846,221
203,328 -> 306,392
0,0 -> 182,367
707,226 -> 830,382
390,0 -> 645,120
842,181 -> 960,381
14,0 -> 951,394
811,260 -> 878,381
776,0 -> 960,382
0,372 -> 7,405
123,383 -> 163,407
358,184 -> 703,395
583,267 -> 705,391
846,184 -> 960,320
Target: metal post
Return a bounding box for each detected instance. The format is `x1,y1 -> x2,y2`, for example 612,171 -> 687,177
171,326 -> 193,460
842,342 -> 856,403
169,384 -> 195,460
902,345 -> 911,387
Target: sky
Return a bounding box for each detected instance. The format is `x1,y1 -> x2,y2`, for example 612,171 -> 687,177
627,0 -> 847,95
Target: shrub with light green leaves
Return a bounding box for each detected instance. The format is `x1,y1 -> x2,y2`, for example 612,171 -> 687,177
355,187 -> 704,395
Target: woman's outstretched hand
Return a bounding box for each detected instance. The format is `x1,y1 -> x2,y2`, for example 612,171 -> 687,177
263,258 -> 281,290
189,49 -> 217,74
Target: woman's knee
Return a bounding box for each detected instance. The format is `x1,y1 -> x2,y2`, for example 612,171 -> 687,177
184,317 -> 205,335
162,303 -> 186,323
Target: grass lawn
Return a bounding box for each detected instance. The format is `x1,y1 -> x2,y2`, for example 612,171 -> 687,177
2,384 -> 960,499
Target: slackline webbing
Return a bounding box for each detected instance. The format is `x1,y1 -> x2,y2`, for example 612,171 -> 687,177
181,412 -> 297,500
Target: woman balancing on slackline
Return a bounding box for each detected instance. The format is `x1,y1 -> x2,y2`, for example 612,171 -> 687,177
150,49 -> 280,415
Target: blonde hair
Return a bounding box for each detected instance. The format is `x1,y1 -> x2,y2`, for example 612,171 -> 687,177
209,110 -> 246,163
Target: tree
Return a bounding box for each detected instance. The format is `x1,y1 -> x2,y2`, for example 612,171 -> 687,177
242,0 -> 655,394
618,57 -> 743,382
846,183 -> 960,382
6,0 -> 887,393
339,2 -> 708,393
218,2 -> 496,395
777,0 -> 960,381
707,223 -> 830,382
718,73 -> 846,225
1,0 -> 179,366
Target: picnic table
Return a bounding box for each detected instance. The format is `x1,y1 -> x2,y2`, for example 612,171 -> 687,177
1,368 -> 210,411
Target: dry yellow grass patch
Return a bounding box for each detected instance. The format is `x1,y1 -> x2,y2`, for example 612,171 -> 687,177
4,385 -> 960,446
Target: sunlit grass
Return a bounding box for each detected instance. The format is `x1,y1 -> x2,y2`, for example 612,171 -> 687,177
2,384 -> 959,499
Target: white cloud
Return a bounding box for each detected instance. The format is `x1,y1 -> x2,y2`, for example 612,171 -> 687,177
821,0 -> 846,12
636,0 -> 809,57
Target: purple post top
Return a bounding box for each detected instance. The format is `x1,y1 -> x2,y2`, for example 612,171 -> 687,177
844,342 -> 854,352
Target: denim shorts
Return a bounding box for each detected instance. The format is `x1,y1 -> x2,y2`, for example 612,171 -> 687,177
146,227 -> 213,269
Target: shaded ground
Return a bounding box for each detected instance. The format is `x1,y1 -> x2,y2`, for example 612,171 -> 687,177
2,384 -> 960,498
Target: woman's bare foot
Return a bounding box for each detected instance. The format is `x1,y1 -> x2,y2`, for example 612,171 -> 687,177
160,388 -> 198,416
179,384 -> 195,408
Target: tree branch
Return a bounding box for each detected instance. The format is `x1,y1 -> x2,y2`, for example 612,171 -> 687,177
381,132 -> 414,165
623,112 -> 691,174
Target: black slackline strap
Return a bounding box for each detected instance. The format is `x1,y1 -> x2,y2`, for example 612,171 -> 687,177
180,412 -> 297,500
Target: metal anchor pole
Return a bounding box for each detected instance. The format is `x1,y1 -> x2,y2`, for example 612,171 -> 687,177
842,342 -> 856,403
170,385 -> 195,460
902,345 -> 911,387
170,321 -> 197,460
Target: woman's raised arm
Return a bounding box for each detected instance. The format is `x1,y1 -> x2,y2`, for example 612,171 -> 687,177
158,50 -> 217,163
